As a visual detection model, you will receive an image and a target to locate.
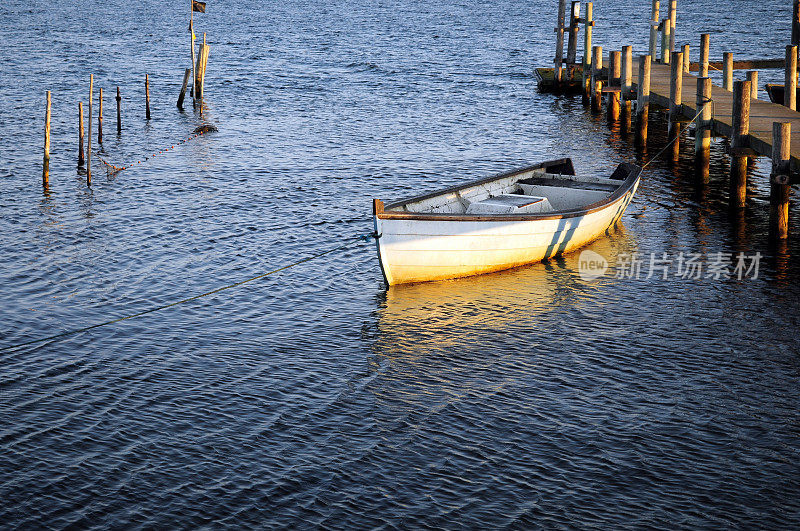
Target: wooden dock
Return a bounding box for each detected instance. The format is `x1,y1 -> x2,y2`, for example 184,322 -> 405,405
639,57 -> 800,169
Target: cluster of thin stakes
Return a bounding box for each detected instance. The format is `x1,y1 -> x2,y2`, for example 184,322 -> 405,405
98,125 -> 217,175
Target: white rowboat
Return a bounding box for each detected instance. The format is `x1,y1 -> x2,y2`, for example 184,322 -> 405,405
373,158 -> 642,285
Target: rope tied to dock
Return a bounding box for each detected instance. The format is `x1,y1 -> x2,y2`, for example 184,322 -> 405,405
98,124 -> 218,175
0,231 -> 379,353
641,101 -> 712,170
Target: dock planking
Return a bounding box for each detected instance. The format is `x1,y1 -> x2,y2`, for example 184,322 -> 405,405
633,57 -> 800,170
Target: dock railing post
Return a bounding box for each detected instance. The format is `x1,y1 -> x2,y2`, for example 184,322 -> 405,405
729,80 -> 751,209
582,2 -> 594,105
699,34 -> 710,78
607,50 -> 621,122
591,45 -> 603,112
770,122 -> 792,239
723,52 -> 733,91
566,1 -> 580,69
746,71 -> 758,100
636,54 -> 651,147
668,0 -> 677,54
682,44 -> 690,73
785,45 -> 797,111
661,19 -> 671,64
695,77 -> 712,175
649,0 -> 660,60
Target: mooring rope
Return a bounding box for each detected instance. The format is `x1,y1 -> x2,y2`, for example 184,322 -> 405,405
641,101 -> 711,170
0,232 -> 378,353
98,125 -> 218,174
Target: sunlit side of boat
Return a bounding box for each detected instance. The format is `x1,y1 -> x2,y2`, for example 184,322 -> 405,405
373,158 -> 642,285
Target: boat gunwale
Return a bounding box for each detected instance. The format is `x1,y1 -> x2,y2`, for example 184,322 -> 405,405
376,159 -> 642,223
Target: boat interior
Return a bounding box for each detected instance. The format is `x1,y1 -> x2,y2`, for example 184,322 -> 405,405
386,161 -> 631,216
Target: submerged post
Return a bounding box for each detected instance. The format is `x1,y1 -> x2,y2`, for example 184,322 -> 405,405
770,122 -> 792,239
695,77 -> 712,171
78,101 -> 85,167
722,52 -> 733,91
607,51 -> 621,122
146,74 -> 151,120
98,87 -> 103,144
729,80 -> 751,209
178,68 -> 191,109
785,45 -> 797,111
591,45 -> 603,112
636,54 -> 652,147
116,86 -> 121,134
699,33 -> 710,78
87,74 -> 93,185
554,0 -> 567,84
43,91 -> 51,185
649,0 -> 660,60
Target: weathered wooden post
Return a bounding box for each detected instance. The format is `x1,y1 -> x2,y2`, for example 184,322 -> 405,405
178,68 -> 191,109
554,0 -> 567,84
669,51 -> 684,160
78,102 -> 85,167
695,77 -> 712,172
793,0 -> 800,46
607,51 -> 621,122
621,45 -> 633,133
116,86 -> 121,134
668,0 -> 677,53
146,74 -> 152,120
98,87 -> 103,144
636,54 -> 652,147
699,34 -> 710,77
785,45 -> 797,111
661,19 -> 671,64
770,122 -> 792,239
591,45 -> 603,112
87,74 -> 93,185
746,71 -> 758,100
566,1 -> 580,69
195,40 -> 210,99
722,52 -> 733,91
649,0 -> 660,60
682,44 -> 690,73
729,80 -> 751,209
43,91 -> 51,185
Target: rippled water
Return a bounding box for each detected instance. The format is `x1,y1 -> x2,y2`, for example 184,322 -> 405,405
2,0 -> 800,527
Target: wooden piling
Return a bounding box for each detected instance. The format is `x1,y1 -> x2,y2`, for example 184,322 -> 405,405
621,46 -> 633,133
145,74 -> 152,120
178,68 -> 191,109
661,19 -> 671,64
87,74 -> 93,185
43,91 -> 51,185
98,87 -> 103,144
195,42 -> 210,100
116,86 -> 121,134
566,1 -> 580,67
722,52 -> 733,91
669,51 -> 683,122
607,51 -> 621,122
699,34 -> 710,78
636,54 -> 651,147
668,0 -> 677,53
746,71 -> 758,100
785,45 -> 797,111
682,44 -> 690,73
695,77 -> 712,166
770,122 -> 792,239
729,80 -> 751,209
554,0 -> 567,84
649,0 -> 660,60
793,0 -> 800,46
591,45 -> 603,112
78,102 -> 85,167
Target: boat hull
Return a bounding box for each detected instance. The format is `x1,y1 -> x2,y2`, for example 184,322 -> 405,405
374,177 -> 639,285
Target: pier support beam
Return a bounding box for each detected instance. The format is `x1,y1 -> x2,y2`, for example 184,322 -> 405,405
695,77 -> 712,180
636,54 -> 651,148
723,52 -> 733,91
729,80 -> 751,209
621,45 -> 633,133
566,1 -> 580,68
591,45 -> 603,113
661,19 -> 671,64
554,0 -> 567,84
668,0 -> 677,54
582,2 -> 593,104
785,45 -> 797,111
770,122 -> 792,240
699,34 -> 710,78
649,0 -> 660,60
669,51 -> 684,160
607,51 -> 621,122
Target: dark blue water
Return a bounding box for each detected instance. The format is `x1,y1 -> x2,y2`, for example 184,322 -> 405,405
2,0 -> 800,527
